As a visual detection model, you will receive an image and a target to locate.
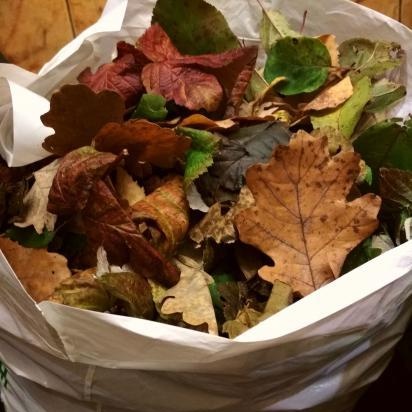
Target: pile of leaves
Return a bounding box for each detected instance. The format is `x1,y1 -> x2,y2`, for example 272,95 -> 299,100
1,0 -> 410,338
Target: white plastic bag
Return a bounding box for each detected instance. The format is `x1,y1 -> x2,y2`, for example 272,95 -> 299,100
1,1 -> 412,411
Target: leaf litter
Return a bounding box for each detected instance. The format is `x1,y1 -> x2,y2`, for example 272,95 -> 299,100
2,0 -> 410,338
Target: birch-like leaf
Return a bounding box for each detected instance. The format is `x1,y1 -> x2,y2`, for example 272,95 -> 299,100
161,258 -> 218,335
234,131 -> 381,296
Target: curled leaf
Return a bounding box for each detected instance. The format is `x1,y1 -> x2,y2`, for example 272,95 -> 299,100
93,120 -> 191,169
234,131 -> 381,296
0,237 -> 71,302
41,84 -> 125,156
48,147 -> 120,215
14,159 -> 60,234
132,93 -> 168,121
131,176 -> 189,256
115,167 -> 145,206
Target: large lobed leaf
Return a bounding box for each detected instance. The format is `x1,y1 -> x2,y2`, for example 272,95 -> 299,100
235,131 -> 381,296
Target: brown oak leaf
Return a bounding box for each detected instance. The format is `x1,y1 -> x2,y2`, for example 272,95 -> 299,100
138,24 -> 257,112
48,147 -> 121,215
0,237 -> 71,302
131,176 -> 189,256
93,119 -> 191,169
83,180 -> 180,287
234,130 -> 381,296
78,41 -> 149,107
41,84 -> 125,156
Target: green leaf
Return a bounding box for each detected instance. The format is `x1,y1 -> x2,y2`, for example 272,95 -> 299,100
99,272 -> 155,319
152,0 -> 238,55
132,93 -> 168,121
341,237 -> 383,274
177,126 -> 221,188
365,79 -> 406,113
339,38 -> 404,80
260,10 -> 300,53
263,36 -> 331,95
353,119 -> 412,185
380,168 -> 412,211
311,76 -> 372,138
5,226 -> 55,248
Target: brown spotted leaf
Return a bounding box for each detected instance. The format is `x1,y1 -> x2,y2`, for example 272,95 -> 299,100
0,237 -> 71,302
131,176 -> 189,256
93,120 -> 191,169
41,84 -> 124,156
234,130 -> 381,296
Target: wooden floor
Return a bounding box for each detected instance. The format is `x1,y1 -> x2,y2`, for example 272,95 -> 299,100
0,0 -> 411,72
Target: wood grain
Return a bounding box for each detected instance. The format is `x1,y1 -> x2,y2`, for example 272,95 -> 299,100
356,0 -> 400,20
68,0 -> 106,35
401,0 -> 412,27
0,0 -> 73,72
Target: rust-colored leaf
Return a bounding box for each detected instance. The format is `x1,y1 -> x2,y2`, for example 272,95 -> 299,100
0,237 -> 71,302
93,119 -> 191,169
48,147 -> 121,215
234,130 -> 381,296
41,84 -> 125,156
83,180 -> 179,287
131,176 -> 189,256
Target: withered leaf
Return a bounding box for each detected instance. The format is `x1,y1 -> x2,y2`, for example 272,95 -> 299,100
161,258 -> 218,335
93,120 -> 191,169
131,176 -> 189,256
0,237 -> 71,302
83,180 -> 180,287
260,280 -> 293,321
234,130 -> 381,296
78,42 -> 149,106
115,167 -> 145,206
99,271 -> 155,319
197,121 -> 290,204
14,159 -> 60,234
41,84 -> 125,156
48,147 -> 120,215
222,307 -> 261,339
190,186 -> 254,245
48,268 -> 111,312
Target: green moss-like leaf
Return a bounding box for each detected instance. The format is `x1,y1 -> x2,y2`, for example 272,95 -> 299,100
365,79 -> 406,113
177,126 -> 220,188
311,76 -> 372,138
152,0 -> 238,55
132,93 -> 168,121
263,36 -> 331,95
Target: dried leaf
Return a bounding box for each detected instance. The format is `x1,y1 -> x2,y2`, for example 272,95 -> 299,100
48,147 -> 120,215
93,120 -> 191,169
339,38 -> 404,79
303,77 -> 353,112
260,9 -> 300,53
179,114 -> 237,132
318,34 -> 340,67
152,0 -> 238,55
260,280 -> 292,320
161,258 -> 218,335
83,180 -> 180,287
264,37 -> 331,95
234,131 -> 381,296
190,186 -> 254,244
78,44 -> 148,106
0,237 -> 71,302
222,307 -> 261,339
197,122 -> 290,204
311,76 -> 372,138
48,268 -> 111,312
176,127 -> 221,188
115,167 -> 145,206
99,271 -> 155,318
14,159 -> 60,234
41,84 -> 125,156
131,176 -> 189,256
